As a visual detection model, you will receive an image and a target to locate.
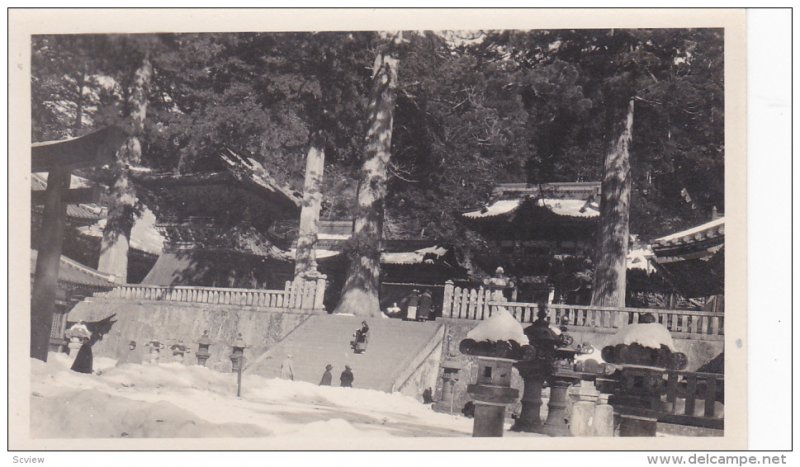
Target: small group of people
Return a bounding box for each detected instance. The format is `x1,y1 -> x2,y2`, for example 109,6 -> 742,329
279,355 -> 355,388
320,363 -> 354,388
405,289 -> 434,321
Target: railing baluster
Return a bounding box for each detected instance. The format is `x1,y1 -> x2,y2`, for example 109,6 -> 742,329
666,372 -> 679,414
685,374 -> 697,416
704,376 -> 718,417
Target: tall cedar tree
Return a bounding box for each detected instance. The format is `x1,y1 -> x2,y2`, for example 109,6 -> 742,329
335,36 -> 401,316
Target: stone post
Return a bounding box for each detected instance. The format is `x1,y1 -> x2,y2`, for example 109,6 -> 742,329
593,393 -> 615,436
442,280 -> 454,318
569,379 -> 600,437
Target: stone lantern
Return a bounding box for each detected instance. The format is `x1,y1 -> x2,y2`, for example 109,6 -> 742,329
458,308 -> 526,437
196,330 -> 212,367
601,318 -> 688,437
145,339 -> 165,365
230,333 -> 247,373
433,360 -> 462,414
230,333 -> 247,397
511,304 -> 586,436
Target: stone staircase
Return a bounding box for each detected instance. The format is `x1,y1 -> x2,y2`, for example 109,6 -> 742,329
245,315 -> 443,392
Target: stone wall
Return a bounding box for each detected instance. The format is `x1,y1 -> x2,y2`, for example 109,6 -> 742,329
396,339 -> 444,402
71,297 -> 311,372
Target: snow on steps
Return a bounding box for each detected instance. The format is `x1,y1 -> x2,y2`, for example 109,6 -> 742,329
244,315 -> 443,393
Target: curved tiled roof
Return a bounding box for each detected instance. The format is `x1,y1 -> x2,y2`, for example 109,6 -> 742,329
30,250 -> 116,288
652,218 -> 725,250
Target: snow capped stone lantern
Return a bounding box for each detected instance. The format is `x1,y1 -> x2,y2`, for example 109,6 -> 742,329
601,315 -> 688,437
196,330 -> 212,367
459,308 -> 527,437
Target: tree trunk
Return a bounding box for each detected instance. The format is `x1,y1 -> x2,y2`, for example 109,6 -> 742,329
334,44 -> 399,316
294,130 -> 326,279
98,53 -> 152,283
591,99 -> 634,307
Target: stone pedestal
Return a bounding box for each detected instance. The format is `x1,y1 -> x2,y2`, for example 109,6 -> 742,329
511,360 -> 548,432
593,394 -> 615,436
569,380 -> 601,437
466,357 -> 519,437
540,376 -> 575,436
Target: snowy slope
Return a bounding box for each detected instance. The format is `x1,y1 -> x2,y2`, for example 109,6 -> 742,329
31,353 -> 473,439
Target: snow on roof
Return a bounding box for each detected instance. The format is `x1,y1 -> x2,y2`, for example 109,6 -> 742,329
607,323 -> 676,351
288,248 -> 341,260
77,208 -> 165,255
627,247 -> 656,273
462,199 -> 522,219
462,197 -> 599,220
318,233 -> 352,241
653,217 -> 725,246
536,198 -> 599,218
381,246 -> 448,265
466,307 -> 529,345
32,172 -> 93,190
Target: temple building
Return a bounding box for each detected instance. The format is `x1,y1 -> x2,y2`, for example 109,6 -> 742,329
650,216 -> 725,311
131,149 -> 303,290
460,181 -> 602,303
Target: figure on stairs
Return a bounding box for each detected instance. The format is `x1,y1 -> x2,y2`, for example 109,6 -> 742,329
280,354 -> 295,380
319,364 -> 333,386
340,365 -> 354,387
351,321 -> 369,354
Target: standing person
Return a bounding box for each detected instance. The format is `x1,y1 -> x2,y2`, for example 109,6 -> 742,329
280,354 -> 295,380
116,340 -> 143,366
406,289 -> 420,321
340,365 -> 354,387
319,364 -> 333,386
417,289 -> 433,321
70,337 -> 93,374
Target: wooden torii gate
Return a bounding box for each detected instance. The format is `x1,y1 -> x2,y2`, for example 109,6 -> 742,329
30,126 -> 128,361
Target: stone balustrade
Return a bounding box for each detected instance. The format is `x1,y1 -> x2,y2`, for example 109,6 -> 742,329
442,281 -> 723,340
98,276 -> 327,312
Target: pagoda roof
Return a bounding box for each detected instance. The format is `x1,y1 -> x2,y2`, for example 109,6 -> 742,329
492,181 -> 601,199
130,149 -> 302,220
31,172 -> 105,222
652,217 -> 725,249
30,249 -> 116,288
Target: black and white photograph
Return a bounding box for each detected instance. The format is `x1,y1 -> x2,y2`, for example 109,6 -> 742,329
9,8 -> 751,452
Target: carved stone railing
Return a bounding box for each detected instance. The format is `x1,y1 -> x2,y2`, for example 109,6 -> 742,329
98,276 -> 327,313
442,281 -> 723,340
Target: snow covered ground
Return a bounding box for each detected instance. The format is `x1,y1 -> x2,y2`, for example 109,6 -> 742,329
31,353 -> 475,439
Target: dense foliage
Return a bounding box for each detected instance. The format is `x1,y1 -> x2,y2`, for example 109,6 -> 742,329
31,28 -> 724,244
